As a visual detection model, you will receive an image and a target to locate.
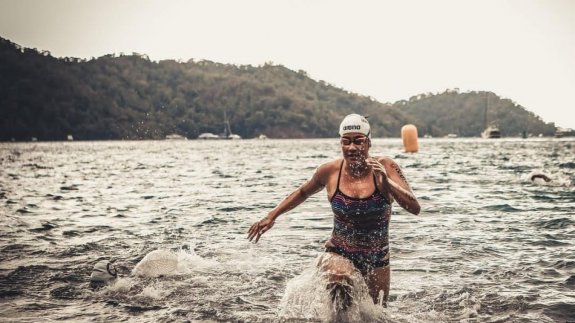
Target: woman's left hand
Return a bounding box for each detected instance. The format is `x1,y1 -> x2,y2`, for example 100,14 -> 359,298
367,157 -> 388,180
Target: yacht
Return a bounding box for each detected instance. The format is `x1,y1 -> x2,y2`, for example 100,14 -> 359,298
197,133 -> 220,140
482,92 -> 501,138
482,125 -> 501,139
165,134 -> 187,140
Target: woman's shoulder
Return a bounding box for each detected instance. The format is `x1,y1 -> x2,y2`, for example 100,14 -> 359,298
373,156 -> 401,168
373,155 -> 393,163
316,158 -> 342,174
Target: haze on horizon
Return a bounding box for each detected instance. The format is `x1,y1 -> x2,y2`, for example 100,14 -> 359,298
1,0 -> 574,129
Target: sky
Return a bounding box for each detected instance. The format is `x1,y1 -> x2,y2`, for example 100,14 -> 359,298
1,0 -> 574,129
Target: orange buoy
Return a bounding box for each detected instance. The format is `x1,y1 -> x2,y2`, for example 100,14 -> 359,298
401,124 -> 419,153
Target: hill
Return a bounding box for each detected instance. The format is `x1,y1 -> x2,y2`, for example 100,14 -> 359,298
393,90 -> 556,137
0,37 -> 556,140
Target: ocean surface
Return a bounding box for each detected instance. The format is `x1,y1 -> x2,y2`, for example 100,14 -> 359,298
0,138 -> 573,322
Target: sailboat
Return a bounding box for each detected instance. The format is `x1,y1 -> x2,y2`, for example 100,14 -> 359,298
482,125 -> 501,139
220,111 -> 242,140
481,92 -> 501,139
196,111 -> 242,140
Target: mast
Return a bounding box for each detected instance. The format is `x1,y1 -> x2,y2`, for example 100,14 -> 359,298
224,110 -> 232,136
484,92 -> 489,129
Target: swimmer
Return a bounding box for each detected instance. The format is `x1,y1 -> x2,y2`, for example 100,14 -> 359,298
90,260 -> 118,288
247,114 -> 420,307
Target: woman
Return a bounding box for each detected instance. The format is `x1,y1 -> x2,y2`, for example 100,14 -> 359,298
247,114 -> 420,307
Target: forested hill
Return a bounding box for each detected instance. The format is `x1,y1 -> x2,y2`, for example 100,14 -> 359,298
393,91 -> 556,137
0,37 -> 556,140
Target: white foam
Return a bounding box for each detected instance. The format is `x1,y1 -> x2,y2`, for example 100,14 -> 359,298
131,247 -> 222,278
277,259 -> 387,322
138,285 -> 169,299
132,250 -> 179,277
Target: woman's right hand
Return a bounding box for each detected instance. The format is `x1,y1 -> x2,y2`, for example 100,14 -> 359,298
247,216 -> 275,243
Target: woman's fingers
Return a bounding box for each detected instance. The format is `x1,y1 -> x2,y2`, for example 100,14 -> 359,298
247,220 -> 273,243
247,222 -> 260,241
368,159 -> 387,177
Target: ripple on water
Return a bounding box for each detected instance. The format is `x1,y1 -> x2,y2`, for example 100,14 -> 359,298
480,204 -> 522,212
0,138 -> 573,322
537,217 -> 574,229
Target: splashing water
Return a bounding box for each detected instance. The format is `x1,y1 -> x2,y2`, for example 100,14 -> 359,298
0,138 -> 573,322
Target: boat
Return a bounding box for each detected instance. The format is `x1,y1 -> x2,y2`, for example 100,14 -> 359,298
481,92 -> 501,138
219,111 -> 242,139
197,133 -> 220,140
197,111 -> 242,140
165,134 -> 187,140
553,128 -> 574,138
481,125 -> 501,139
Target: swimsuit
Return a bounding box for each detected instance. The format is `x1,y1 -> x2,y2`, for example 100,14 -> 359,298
325,160 -> 392,273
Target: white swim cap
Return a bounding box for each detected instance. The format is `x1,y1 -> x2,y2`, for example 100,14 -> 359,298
339,114 -> 371,138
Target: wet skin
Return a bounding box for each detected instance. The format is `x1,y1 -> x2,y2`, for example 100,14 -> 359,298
247,132 -> 420,305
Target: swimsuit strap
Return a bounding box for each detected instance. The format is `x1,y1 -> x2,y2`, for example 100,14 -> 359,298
335,159 -> 382,199
372,173 -> 379,194
335,159 -> 344,191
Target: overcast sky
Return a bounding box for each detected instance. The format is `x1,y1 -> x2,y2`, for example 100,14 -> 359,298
1,0 -> 574,128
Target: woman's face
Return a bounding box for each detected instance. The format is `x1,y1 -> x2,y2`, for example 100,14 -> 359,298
340,133 -> 370,165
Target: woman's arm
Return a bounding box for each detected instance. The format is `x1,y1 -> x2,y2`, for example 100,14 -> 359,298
247,165 -> 327,243
369,157 -> 420,215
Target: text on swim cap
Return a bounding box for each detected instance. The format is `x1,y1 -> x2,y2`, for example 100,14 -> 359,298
343,125 -> 362,131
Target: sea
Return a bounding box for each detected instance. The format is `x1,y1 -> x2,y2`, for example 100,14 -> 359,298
0,138 -> 573,323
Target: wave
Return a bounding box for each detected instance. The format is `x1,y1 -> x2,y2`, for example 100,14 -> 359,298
537,217 -> 574,229
480,204 -> 522,212
542,302 -> 575,322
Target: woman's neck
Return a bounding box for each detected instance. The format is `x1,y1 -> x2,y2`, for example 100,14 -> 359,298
346,159 -> 370,178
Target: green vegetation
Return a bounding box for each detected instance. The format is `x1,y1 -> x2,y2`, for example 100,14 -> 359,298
0,37 -> 556,141
395,90 -> 556,137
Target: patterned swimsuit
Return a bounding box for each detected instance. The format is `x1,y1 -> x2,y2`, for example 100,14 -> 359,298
325,161 -> 392,273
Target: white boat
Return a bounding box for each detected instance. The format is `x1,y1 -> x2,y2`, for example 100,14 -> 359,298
197,111 -> 242,140
220,111 -> 242,139
482,93 -> 501,138
482,125 -> 501,139
197,133 -> 220,140
165,134 -> 187,140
